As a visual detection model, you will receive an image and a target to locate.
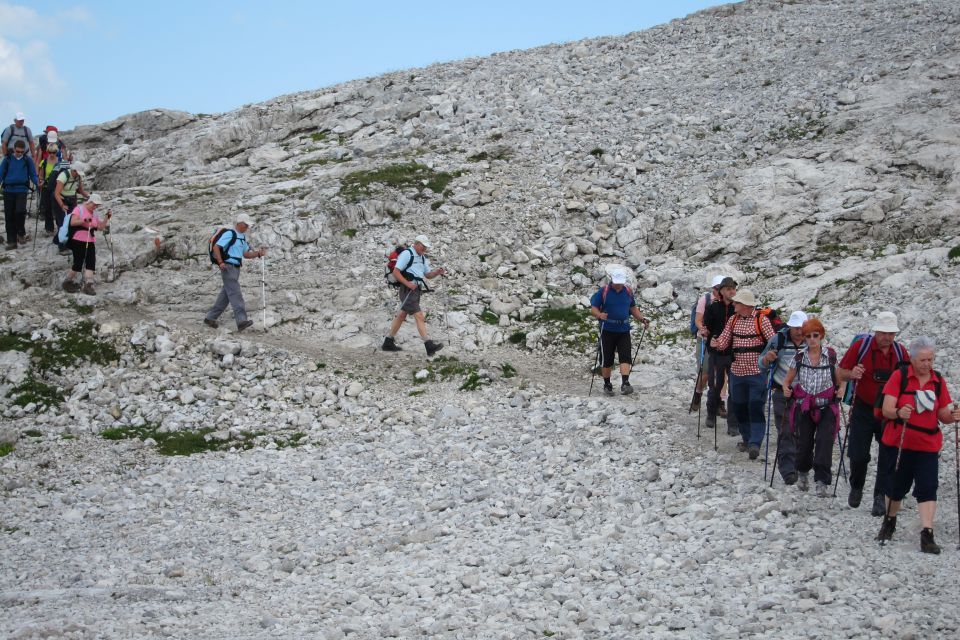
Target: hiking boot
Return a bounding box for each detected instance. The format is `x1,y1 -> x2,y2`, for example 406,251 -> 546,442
875,515 -> 897,542
424,340 -> 443,357
920,528 -> 941,554
727,423 -> 739,437
748,444 -> 760,460
81,282 -> 96,296
203,318 -> 219,329
797,472 -> 809,492
815,482 -> 830,498
237,320 -> 254,332
736,441 -> 748,452
705,415 -> 717,430
848,487 -> 863,508
784,472 -> 798,486
620,381 -> 633,395
689,391 -> 702,413
62,280 -> 80,293
871,494 -> 886,517
603,382 -> 614,397
17,234 -> 29,245
381,336 -> 402,352
5,242 -> 16,250
718,401 -> 727,418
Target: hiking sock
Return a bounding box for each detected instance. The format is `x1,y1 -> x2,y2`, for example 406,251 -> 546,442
603,377 -> 611,386
621,375 -> 629,384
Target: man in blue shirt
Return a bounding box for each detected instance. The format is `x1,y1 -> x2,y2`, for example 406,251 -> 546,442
382,234 -> 446,356
204,214 -> 267,332
0,140 -> 40,249
589,269 -> 649,395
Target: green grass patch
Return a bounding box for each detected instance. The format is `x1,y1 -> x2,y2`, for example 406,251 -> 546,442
508,330 -> 527,345
342,228 -> 357,238
460,372 -> 488,391
948,245 -> 960,260
23,429 -> 43,438
501,363 -> 516,378
430,201 -> 444,211
10,375 -> 62,409
310,131 -> 328,142
570,266 -> 588,276
479,309 -> 499,325
536,307 -> 587,323
408,389 -> 426,397
100,422 -> 306,456
0,442 -> 13,457
338,163 -> 463,203
589,147 -> 604,158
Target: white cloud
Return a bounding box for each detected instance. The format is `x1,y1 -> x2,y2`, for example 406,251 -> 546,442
0,3 -> 38,35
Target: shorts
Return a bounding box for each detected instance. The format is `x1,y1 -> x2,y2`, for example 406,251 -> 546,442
398,286 -> 422,314
882,443 -> 939,503
599,330 -> 632,368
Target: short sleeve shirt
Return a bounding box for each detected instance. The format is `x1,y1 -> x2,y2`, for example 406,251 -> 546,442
217,229 -> 250,266
394,247 -> 430,280
589,285 -> 636,333
839,339 -> 909,405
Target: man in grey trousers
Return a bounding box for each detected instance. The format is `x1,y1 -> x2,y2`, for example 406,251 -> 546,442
204,213 -> 266,332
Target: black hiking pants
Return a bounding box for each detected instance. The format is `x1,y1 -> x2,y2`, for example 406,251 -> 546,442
846,398 -> 891,498
706,352 -> 731,418
3,192 -> 28,244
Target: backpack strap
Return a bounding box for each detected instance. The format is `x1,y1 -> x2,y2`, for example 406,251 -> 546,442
855,335 -> 873,364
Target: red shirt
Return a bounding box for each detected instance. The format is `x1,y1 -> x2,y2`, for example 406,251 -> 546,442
838,338 -> 909,405
880,366 -> 952,453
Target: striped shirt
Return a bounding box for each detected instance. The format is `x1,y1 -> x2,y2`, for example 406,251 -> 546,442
713,313 -> 776,377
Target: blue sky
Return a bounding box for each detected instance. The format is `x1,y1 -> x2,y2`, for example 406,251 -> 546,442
0,0 -> 721,132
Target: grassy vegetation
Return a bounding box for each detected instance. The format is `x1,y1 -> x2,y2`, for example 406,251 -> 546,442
589,148 -> 604,158
338,162 -> 463,202
508,331 -> 527,345
949,245 -> 960,260
479,309 -> 500,325
101,422 -> 308,456
342,228 -> 357,238
23,429 -> 43,438
310,131 -> 328,142
0,442 -> 13,457
501,363 -> 517,379
0,320 -> 120,411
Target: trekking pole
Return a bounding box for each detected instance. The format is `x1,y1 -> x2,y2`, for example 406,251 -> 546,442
763,387 -> 773,481
769,399 -> 791,488
31,188 -> 39,251
260,254 -> 267,331
833,380 -> 858,496
953,404 -> 959,549
588,323 -> 603,397
631,323 -> 647,365
105,224 -> 116,282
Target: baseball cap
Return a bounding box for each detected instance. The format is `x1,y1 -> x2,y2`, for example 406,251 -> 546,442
236,214 -> 255,227
414,234 -> 432,249
611,269 -> 627,284
88,193 -> 104,205
718,276 -> 738,289
14,112 -> 24,121
710,274 -> 726,288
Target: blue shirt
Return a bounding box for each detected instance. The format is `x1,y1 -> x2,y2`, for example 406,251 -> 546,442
394,247 -> 430,280
217,229 -> 249,266
590,285 -> 636,333
0,153 -> 39,193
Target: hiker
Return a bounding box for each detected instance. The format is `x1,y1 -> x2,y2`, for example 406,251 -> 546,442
35,126 -> 65,166
1,113 -> 36,158
589,268 -> 650,396
875,337 -> 959,553
690,274 -> 725,411
837,311 -> 910,516
204,214 -> 266,332
781,318 -> 839,496
700,277 -> 739,434
61,194 -> 111,295
381,235 -> 446,356
758,310 -> 808,484
710,289 -> 776,459
37,145 -> 62,236
0,140 -> 40,249
54,161 -> 88,251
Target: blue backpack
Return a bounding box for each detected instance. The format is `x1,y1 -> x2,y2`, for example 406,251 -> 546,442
689,292 -> 711,336
57,210 -> 81,247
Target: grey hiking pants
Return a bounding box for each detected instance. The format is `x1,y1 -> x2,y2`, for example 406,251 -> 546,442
206,264 -> 247,327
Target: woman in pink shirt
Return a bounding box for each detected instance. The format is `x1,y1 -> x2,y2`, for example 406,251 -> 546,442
62,193 -> 111,295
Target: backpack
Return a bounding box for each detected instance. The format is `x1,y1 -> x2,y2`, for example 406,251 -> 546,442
208,228 -> 240,265
755,307 -> 784,335
876,362 -> 943,430
689,292 -> 711,336
37,133 -> 64,163
57,210 -> 83,246
841,334 -> 907,405
600,283 -> 633,306
385,245 -> 419,287
793,347 -> 839,393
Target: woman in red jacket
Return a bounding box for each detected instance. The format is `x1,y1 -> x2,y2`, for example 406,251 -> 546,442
876,337 -> 960,553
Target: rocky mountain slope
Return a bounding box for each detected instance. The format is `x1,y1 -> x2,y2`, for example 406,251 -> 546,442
3,0 -> 960,638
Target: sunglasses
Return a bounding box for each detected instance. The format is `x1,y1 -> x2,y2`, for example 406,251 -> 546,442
804,333 -> 821,339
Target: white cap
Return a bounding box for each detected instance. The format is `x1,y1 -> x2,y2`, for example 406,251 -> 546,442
610,269 -> 628,284
872,311 -> 900,333
236,213 -> 254,227
47,131 -> 58,143
88,193 -> 103,205
414,234 -> 432,249
786,310 -> 808,328
14,112 -> 24,121
710,274 -> 726,288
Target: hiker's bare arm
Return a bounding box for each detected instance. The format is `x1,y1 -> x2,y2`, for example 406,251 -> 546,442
590,306 -> 607,321
393,268 -> 417,290
630,306 -> 649,326
425,267 -> 445,279
837,365 -> 864,383
781,368 -> 796,397
243,248 -> 266,259
54,180 -> 64,209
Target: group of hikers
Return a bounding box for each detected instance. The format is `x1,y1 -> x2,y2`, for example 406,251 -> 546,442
0,112 -> 112,295
685,273 -> 959,554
